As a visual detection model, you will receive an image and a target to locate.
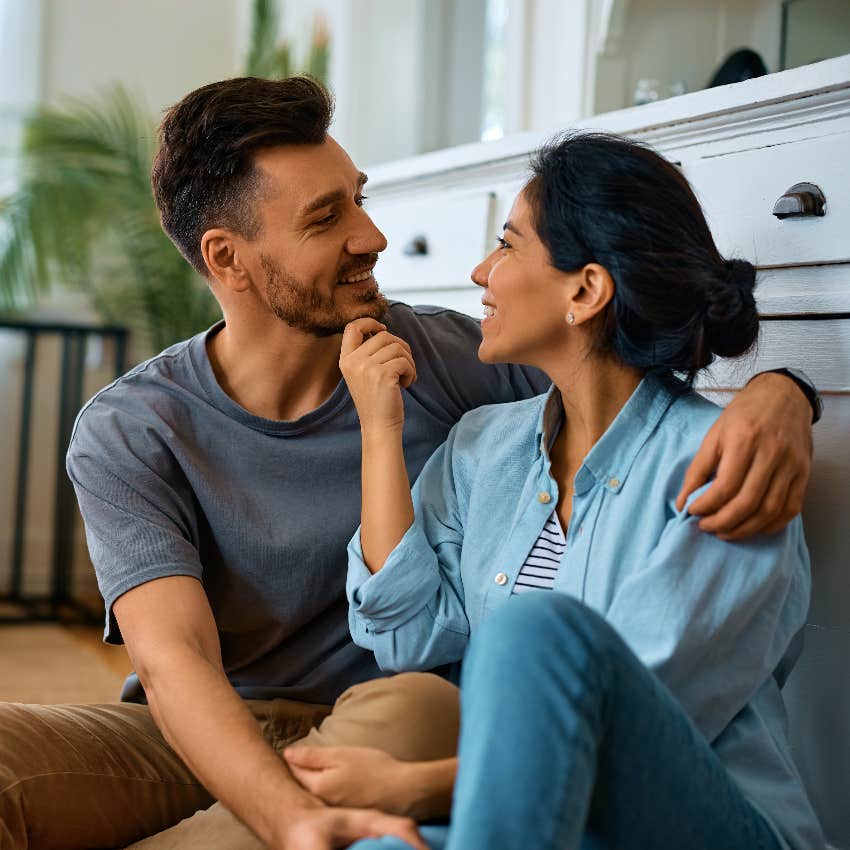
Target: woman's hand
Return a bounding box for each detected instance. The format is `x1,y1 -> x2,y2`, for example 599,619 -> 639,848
339,318 -> 417,435
283,745 -> 415,816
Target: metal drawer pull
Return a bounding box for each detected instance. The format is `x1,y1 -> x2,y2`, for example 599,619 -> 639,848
772,182 -> 826,219
403,235 -> 429,256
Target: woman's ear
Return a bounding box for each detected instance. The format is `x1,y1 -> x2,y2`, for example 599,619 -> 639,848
567,263 -> 615,325
201,229 -> 251,293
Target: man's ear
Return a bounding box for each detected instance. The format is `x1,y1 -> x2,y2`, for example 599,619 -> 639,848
567,263 -> 615,325
201,228 -> 251,292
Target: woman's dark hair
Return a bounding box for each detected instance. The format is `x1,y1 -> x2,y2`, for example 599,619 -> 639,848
151,76 -> 334,275
525,132 -> 758,382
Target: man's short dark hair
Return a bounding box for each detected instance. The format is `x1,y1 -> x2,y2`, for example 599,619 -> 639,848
151,76 -> 334,275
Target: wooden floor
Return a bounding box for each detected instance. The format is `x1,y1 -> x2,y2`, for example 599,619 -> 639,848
0,623 -> 133,704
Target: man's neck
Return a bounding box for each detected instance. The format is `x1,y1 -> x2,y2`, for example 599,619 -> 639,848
207,318 -> 344,422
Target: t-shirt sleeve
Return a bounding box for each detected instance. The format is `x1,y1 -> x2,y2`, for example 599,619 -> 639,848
66,400 -> 203,643
389,303 -> 550,425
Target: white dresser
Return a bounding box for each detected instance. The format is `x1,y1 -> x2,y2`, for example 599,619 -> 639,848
366,55 -> 850,848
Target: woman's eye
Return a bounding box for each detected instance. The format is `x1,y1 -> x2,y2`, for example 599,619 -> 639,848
496,236 -> 511,250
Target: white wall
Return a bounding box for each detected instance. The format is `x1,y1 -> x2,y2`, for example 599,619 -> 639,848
40,0 -> 248,114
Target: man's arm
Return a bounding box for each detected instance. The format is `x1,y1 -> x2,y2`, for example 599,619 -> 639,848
396,304 -> 816,537
114,576 -> 320,845
676,371 -> 815,539
114,577 -> 426,850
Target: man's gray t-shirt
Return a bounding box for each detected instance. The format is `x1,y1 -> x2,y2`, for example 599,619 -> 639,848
67,302 -> 548,705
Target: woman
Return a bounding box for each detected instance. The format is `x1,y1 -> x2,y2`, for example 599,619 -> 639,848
284,133 -> 824,850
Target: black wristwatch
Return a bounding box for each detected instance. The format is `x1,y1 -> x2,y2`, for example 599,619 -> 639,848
764,368 -> 823,424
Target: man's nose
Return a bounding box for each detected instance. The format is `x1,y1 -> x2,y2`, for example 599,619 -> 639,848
471,250 -> 497,287
348,210 -> 388,255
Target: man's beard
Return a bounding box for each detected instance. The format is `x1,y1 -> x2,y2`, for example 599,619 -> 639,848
261,254 -> 389,337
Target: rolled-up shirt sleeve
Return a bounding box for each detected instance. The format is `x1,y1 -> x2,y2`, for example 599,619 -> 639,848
347,433 -> 471,672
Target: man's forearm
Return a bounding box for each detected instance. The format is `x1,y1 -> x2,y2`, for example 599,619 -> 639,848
143,647 -> 318,846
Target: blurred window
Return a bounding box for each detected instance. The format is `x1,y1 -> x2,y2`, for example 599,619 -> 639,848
481,0 -> 509,141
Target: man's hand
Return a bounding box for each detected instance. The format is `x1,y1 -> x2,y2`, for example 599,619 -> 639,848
278,806 -> 427,850
676,372 -> 813,540
284,745 -> 413,816
339,318 -> 417,434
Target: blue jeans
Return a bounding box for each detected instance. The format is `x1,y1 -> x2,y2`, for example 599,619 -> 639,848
351,593 -> 782,850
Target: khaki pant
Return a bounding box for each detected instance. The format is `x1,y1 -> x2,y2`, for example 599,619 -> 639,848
0,673 -> 460,850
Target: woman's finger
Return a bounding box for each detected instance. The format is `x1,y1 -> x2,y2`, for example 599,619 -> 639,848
287,764 -> 319,792
340,319 -> 387,357
349,330 -> 410,361
283,745 -> 334,769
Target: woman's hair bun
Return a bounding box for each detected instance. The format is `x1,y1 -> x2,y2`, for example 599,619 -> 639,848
703,259 -> 759,358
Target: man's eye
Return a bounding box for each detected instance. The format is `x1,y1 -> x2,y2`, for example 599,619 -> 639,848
496,236 -> 511,250
316,212 -> 337,226
355,194 -> 368,207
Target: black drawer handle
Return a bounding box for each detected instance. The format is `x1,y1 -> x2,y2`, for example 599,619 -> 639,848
403,235 -> 429,256
772,182 -> 826,219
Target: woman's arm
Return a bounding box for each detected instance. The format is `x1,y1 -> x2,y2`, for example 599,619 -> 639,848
346,431 -> 470,672
284,745 -> 457,820
341,319 -> 471,672
339,317 -> 416,572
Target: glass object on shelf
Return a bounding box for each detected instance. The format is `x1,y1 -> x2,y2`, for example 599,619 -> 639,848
633,78 -> 688,107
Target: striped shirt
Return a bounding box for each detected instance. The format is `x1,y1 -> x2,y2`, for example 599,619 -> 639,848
512,511 -> 566,594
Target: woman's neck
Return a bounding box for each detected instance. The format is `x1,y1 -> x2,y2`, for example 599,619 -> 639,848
545,355 -> 644,514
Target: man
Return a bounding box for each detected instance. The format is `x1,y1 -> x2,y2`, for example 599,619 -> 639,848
0,77 -> 818,850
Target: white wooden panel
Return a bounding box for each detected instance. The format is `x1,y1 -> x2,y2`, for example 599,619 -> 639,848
700,318 -> 850,392
383,286 -> 482,319
699,318 -> 850,849
369,191 -> 496,292
685,131 -> 850,269
755,263 -> 850,316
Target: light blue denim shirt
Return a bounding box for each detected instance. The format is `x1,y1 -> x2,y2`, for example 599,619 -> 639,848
347,372 -> 823,850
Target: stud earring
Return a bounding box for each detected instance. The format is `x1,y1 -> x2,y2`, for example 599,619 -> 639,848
567,312 -> 575,325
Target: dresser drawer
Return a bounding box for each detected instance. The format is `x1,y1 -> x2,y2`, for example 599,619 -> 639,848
684,131 -> 850,268
369,190 -> 496,293
699,316 -> 850,391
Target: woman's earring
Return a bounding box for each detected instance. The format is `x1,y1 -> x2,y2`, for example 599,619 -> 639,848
567,312 -> 576,325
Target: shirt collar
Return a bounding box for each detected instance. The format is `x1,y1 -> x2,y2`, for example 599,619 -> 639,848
535,372 -> 683,496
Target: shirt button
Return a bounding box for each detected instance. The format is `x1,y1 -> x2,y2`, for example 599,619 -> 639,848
608,477 -> 620,488
537,492 -> 552,504
495,572 -> 508,586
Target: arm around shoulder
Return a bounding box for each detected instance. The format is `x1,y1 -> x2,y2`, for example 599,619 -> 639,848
676,370 -> 815,538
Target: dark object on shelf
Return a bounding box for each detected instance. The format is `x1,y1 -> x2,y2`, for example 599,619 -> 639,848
403,235 -> 430,256
708,49 -> 769,88
772,182 -> 827,219
1,319 -> 128,625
